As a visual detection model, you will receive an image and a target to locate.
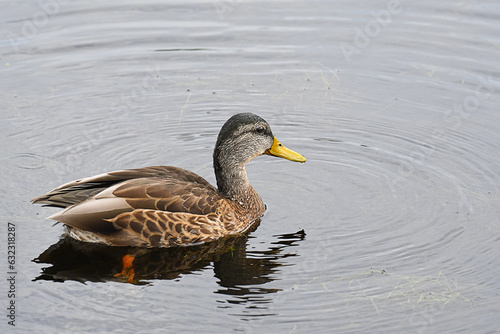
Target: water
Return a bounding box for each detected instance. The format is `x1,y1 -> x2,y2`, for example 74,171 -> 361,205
2,0 -> 500,332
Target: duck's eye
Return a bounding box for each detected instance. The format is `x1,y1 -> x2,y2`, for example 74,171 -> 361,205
255,126 -> 266,134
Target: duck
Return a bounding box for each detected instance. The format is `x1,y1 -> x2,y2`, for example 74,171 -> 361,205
32,113 -> 306,248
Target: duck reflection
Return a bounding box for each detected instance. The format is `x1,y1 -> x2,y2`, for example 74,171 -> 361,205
33,229 -> 306,291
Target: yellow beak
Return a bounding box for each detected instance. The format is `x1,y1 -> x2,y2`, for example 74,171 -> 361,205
265,136 -> 306,162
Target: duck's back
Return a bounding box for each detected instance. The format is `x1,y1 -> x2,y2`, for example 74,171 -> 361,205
32,166 -> 217,208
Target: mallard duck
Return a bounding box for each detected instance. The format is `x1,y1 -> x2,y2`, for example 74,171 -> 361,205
33,113 -> 306,248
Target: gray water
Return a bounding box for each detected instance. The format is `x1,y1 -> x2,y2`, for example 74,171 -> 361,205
2,0 -> 500,333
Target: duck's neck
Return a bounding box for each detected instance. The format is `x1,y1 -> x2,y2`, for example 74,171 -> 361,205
213,155 -> 265,214
214,160 -> 251,200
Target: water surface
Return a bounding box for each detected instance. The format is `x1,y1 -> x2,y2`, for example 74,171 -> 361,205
1,0 -> 500,333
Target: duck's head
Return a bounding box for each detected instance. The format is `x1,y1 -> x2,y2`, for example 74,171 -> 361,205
213,113 -> 306,195
214,113 -> 306,165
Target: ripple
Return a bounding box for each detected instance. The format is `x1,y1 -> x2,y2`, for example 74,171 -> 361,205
6,152 -> 46,170
285,114 -> 500,282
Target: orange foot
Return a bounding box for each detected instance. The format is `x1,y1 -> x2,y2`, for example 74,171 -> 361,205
114,254 -> 136,283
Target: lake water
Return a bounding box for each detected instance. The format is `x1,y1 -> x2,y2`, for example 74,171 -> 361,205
2,0 -> 500,333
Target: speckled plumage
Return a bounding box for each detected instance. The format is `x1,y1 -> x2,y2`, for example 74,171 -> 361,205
33,113 -> 305,247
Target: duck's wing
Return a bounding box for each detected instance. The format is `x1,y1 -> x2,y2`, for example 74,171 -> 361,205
32,166 -> 214,208
36,168 -> 225,235
111,177 -> 220,215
